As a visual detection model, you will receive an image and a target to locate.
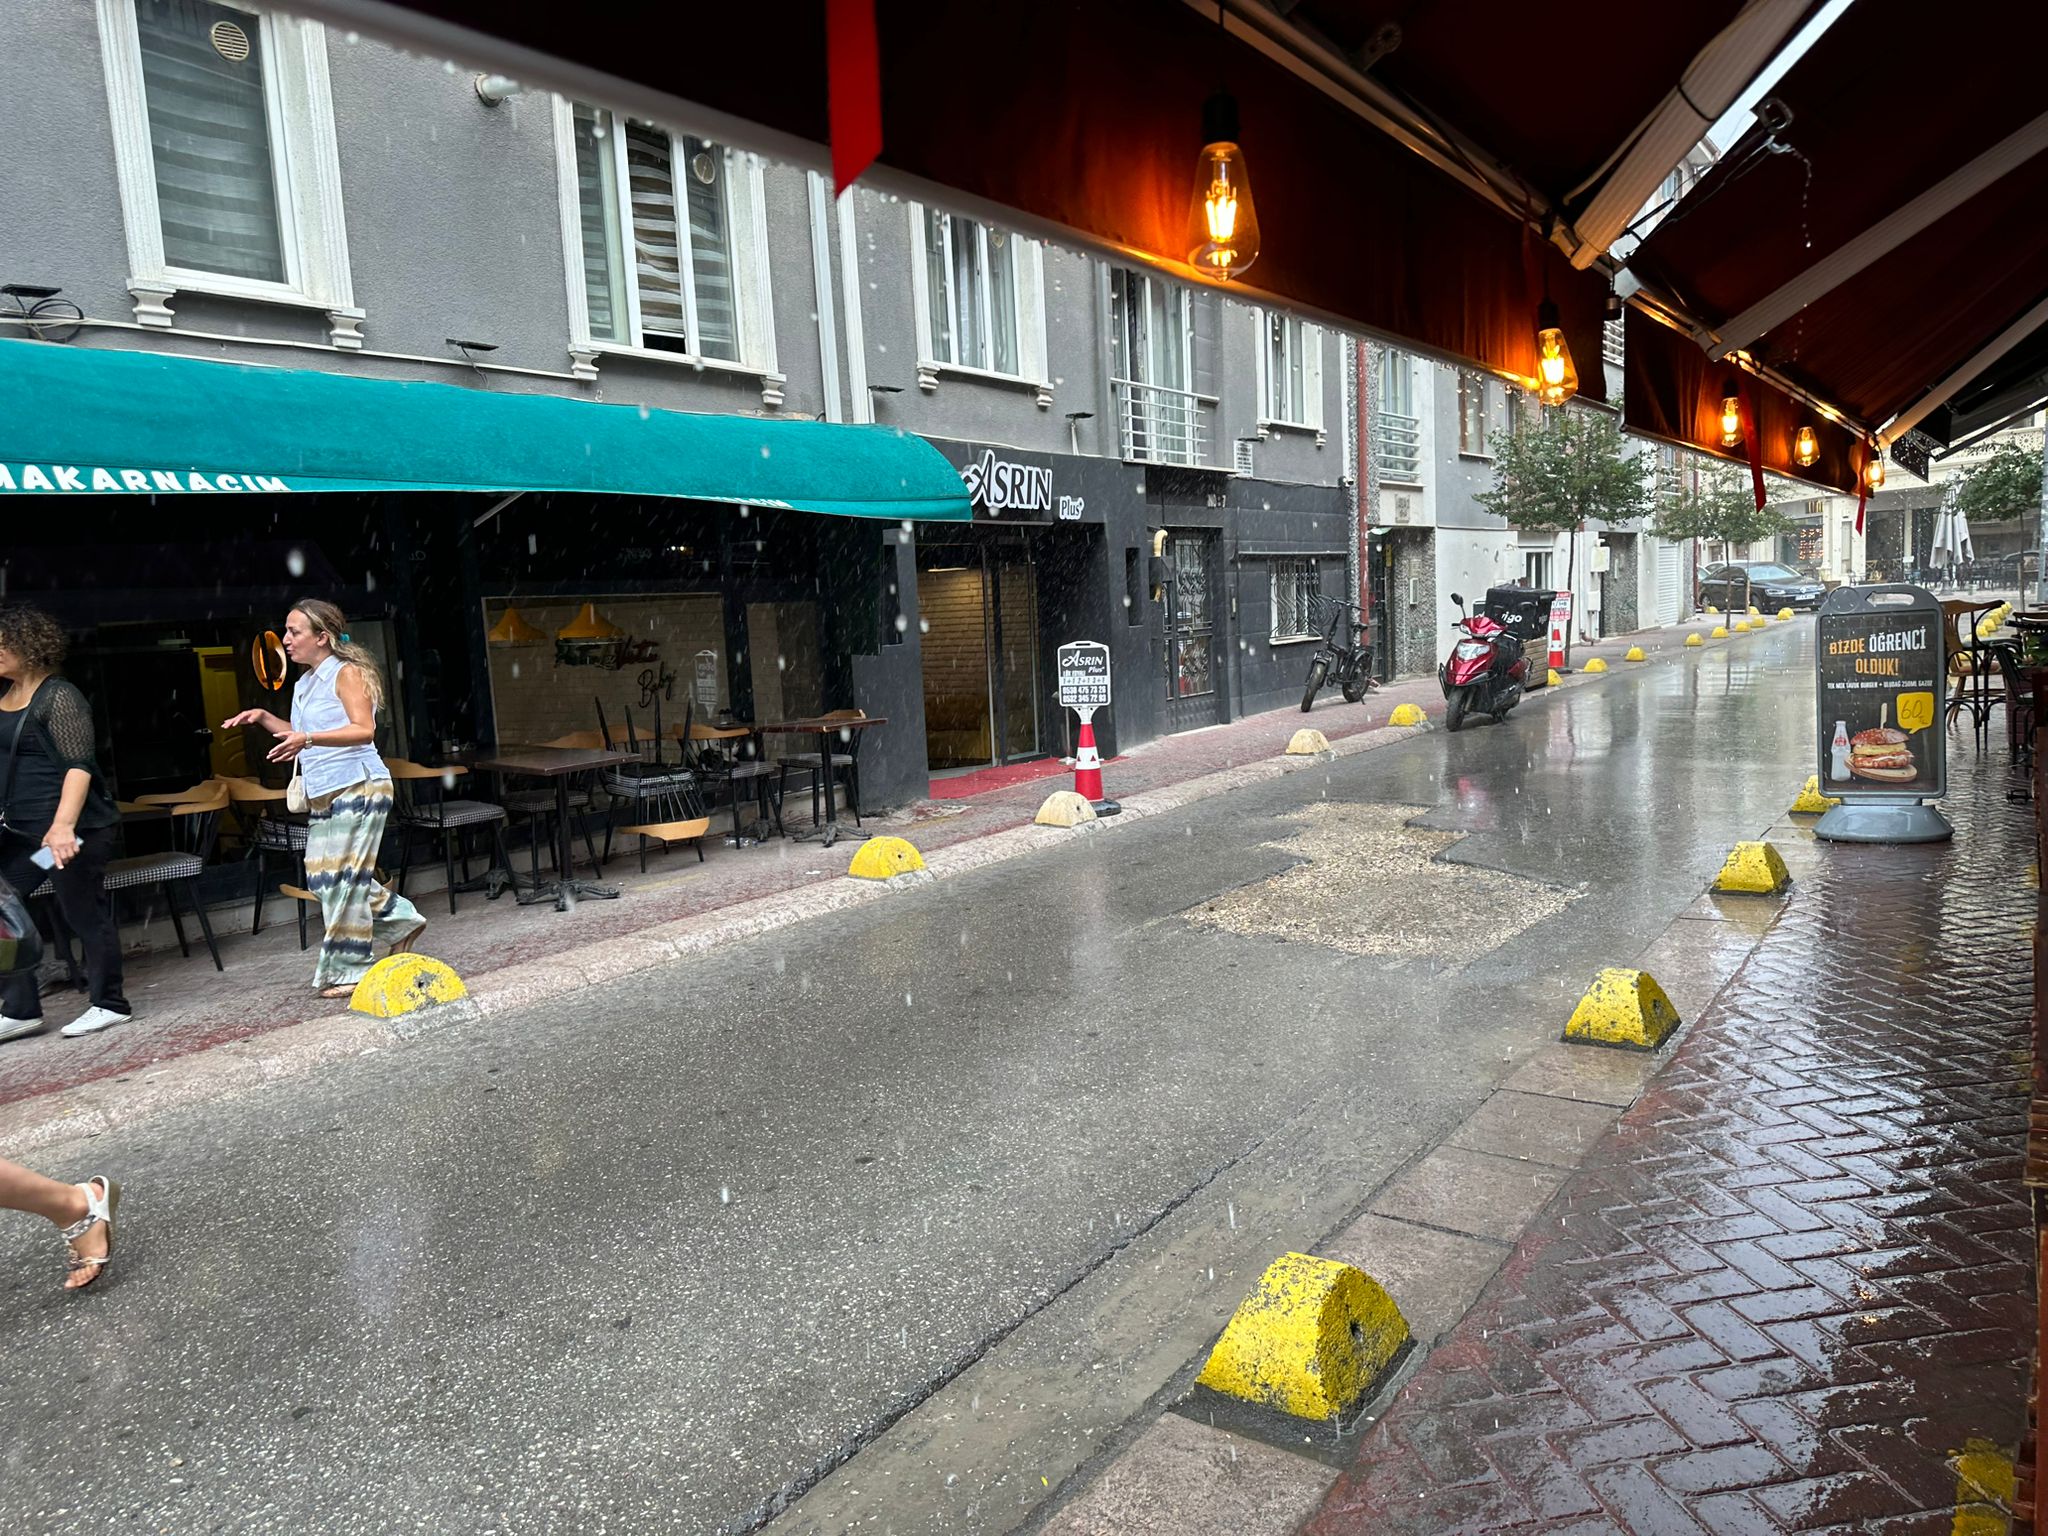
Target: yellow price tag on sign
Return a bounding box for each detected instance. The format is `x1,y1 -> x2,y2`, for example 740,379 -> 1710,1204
1896,692 -> 1935,732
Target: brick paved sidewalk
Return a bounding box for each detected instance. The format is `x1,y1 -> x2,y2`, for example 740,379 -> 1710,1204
1306,765 -> 2035,1535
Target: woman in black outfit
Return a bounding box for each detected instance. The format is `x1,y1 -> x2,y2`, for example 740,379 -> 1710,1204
0,606 -> 131,1040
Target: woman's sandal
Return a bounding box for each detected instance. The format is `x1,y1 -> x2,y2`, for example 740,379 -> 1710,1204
60,1176 -> 120,1290
320,985 -> 356,1000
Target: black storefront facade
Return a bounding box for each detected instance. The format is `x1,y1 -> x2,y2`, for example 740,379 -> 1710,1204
913,438 -> 1353,779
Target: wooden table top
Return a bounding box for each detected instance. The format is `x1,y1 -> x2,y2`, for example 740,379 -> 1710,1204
755,716 -> 888,734
670,721 -> 754,741
472,746 -> 640,776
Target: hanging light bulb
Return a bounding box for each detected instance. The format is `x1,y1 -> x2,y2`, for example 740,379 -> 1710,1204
1719,394 -> 1743,449
1864,448 -> 1886,491
1793,426 -> 1819,468
1532,299 -> 1578,408
1186,92 -> 1260,280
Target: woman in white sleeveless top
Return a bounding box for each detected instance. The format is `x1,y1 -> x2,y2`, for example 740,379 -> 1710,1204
224,600 -> 425,998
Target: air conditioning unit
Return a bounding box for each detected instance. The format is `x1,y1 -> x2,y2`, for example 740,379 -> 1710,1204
1394,494 -> 1412,524
1233,439 -> 1255,477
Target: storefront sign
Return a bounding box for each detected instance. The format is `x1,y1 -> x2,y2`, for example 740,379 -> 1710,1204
1815,585 -> 1945,801
960,450 -> 1052,518
1058,494 -> 1085,521
1547,591 -> 1573,673
1,463 -> 293,494
1057,641 -> 1112,718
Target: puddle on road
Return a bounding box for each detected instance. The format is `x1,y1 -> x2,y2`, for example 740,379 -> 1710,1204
1184,802 -> 1574,965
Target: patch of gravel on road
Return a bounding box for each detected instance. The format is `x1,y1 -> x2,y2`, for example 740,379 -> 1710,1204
1184,801 -> 1574,964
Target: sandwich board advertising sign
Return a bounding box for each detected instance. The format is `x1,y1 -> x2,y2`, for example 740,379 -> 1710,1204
1812,584 -> 1950,842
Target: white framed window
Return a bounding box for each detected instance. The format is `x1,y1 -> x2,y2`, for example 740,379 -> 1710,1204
909,207 -> 1050,400
1457,373 -> 1494,456
1376,347 -> 1414,417
1111,269 -> 1193,393
1523,551 -> 1553,589
1270,558 -> 1323,642
554,99 -> 780,399
98,0 -> 358,343
1254,309 -> 1325,435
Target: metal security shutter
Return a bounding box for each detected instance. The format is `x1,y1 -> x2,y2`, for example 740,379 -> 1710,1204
1655,541 -> 1682,625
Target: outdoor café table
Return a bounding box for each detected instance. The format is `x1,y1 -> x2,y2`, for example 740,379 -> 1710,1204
471,745 -> 637,910
754,715 -> 887,847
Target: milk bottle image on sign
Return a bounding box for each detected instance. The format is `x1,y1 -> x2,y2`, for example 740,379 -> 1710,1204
1829,720 -> 1851,783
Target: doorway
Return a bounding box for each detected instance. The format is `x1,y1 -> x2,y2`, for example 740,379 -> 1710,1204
1163,530 -> 1223,733
917,542 -> 1043,771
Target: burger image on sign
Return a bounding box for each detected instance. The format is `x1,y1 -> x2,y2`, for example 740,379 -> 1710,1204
1849,725 -> 1915,782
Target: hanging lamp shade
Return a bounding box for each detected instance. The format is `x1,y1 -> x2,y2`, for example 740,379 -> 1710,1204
555,601 -> 625,640
487,606 -> 549,646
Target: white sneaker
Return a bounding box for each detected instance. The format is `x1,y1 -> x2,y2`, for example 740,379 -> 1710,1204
60,1007 -> 131,1038
0,1015 -> 47,1043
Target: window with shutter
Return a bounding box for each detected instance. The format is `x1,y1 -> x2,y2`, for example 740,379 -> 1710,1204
100,0 -> 355,334
560,103 -> 769,373
1260,310 -> 1320,428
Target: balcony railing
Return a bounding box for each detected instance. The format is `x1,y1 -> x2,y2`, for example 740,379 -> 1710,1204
1375,409 -> 1423,483
1115,378 -> 1208,467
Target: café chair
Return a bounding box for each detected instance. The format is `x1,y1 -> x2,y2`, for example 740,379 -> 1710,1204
223,775 -> 311,950
387,760 -> 513,915
683,714 -> 781,844
776,709 -> 868,830
1941,599 -> 2004,747
595,702 -> 702,843
39,780 -> 232,971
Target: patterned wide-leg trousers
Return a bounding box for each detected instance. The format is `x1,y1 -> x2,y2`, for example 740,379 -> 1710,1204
305,778 -> 423,990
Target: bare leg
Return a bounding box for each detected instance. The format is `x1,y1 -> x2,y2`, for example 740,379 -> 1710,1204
0,1157 -> 108,1288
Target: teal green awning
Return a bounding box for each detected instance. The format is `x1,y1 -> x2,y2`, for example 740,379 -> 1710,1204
0,339 -> 970,522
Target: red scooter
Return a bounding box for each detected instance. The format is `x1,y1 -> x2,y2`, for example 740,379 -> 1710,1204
1438,592 -> 1529,732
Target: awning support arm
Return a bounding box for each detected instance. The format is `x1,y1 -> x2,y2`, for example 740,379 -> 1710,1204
1709,109 -> 2048,360
1880,291 -> 2048,445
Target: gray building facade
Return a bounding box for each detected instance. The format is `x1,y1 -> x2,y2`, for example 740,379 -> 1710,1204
0,1 -> 1351,808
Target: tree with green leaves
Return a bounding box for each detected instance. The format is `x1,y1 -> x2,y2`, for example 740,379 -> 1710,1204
1651,459 -> 1788,548
1474,406 -> 1651,534
1950,438 -> 2044,525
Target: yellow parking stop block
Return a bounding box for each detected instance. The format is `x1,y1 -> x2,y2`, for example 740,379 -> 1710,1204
1286,728 -> 1330,755
1196,1252 -> 1409,1422
1564,967 -> 1681,1051
1033,790 -> 1097,827
1388,702 -> 1426,727
1711,625 -> 1729,638
1583,657 -> 1608,672
1777,607 -> 1794,621
349,954 -> 467,1018
1547,667 -> 1562,686
1624,645 -> 1646,661
1747,606 -> 1761,618
1732,619 -> 1750,632
1705,605 -> 1720,615
848,836 -> 924,879
1715,840 -> 1791,895
1685,633 -> 1704,647
1791,775 -> 1841,814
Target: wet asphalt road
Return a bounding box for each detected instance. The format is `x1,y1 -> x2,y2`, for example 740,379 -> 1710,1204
0,626 -> 1819,1535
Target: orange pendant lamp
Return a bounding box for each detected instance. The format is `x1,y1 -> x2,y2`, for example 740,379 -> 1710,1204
487,606 -> 549,646
555,602 -> 625,641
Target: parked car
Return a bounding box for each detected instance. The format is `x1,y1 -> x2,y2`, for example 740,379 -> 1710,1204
1699,561 -> 1825,612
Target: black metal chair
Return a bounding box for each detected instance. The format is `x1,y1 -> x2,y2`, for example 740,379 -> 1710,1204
39,779 -> 230,971
224,776 -> 310,950
388,760 -> 513,914
492,732 -> 607,880
595,699 -> 702,852
776,710 -> 867,830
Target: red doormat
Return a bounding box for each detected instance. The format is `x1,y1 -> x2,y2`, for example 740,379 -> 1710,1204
931,756 -> 1116,799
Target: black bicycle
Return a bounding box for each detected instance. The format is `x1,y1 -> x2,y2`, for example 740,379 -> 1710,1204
1300,595 -> 1378,712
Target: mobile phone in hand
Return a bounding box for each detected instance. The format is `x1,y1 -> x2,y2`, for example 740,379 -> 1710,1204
30,846 -> 57,870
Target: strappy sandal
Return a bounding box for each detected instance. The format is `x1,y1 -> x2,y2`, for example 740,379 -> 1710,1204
60,1176 -> 120,1290
320,985 -> 356,1000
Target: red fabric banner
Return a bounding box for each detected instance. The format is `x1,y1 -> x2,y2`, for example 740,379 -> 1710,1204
1735,378 -> 1766,510
827,0 -> 881,194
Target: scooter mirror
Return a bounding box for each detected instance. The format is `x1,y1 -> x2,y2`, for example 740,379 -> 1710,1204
1448,592 -> 1464,606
